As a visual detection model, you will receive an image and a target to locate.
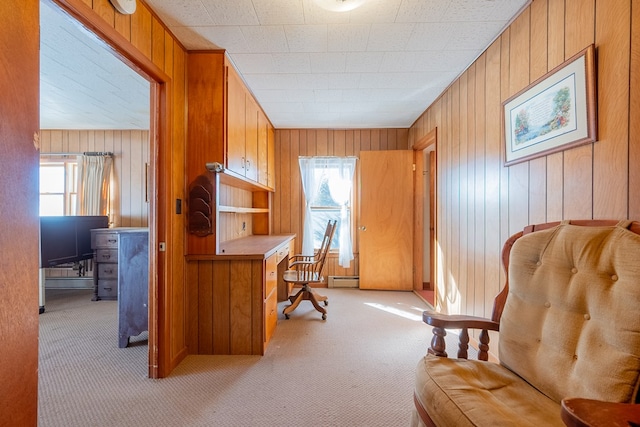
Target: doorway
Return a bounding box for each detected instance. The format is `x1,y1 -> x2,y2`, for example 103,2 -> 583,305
412,128 -> 437,308
40,0 -> 161,376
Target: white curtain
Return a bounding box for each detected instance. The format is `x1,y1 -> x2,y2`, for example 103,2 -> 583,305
298,157 -> 320,256
327,158 -> 356,267
298,156 -> 356,267
77,154 -> 113,216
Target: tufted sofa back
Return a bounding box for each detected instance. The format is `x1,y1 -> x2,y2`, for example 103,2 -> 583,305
498,221 -> 640,404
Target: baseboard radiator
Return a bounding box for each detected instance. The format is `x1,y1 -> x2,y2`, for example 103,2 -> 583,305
328,276 -> 359,288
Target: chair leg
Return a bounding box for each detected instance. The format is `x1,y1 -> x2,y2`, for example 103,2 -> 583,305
306,290 -> 327,320
283,290 -> 305,319
282,284 -> 327,320
310,289 -> 328,306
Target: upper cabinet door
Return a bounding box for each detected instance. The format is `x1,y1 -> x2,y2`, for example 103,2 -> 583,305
226,65 -> 246,175
244,94 -> 259,182
257,109 -> 269,187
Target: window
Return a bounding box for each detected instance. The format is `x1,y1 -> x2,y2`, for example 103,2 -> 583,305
39,158 -> 78,216
308,167 -> 350,250
299,157 -> 356,268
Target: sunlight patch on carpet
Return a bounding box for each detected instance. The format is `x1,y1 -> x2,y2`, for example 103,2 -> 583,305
364,302 -> 423,321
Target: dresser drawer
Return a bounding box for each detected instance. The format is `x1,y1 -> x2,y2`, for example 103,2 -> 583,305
96,249 -> 118,263
98,280 -> 118,298
94,232 -> 118,248
98,263 -> 118,278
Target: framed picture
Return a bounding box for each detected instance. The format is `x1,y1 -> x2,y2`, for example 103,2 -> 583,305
503,44 -> 597,166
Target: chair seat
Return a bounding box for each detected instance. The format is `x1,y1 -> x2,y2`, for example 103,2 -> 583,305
414,355 -> 565,427
282,270 -> 321,283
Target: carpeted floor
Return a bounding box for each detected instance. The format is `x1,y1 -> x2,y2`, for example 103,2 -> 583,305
38,287 -> 455,426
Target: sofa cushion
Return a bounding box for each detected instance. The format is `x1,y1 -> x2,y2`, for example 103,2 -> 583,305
414,355 -> 564,427
499,222 -> 640,404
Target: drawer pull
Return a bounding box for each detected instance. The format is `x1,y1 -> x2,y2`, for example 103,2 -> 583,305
108,239 -> 117,243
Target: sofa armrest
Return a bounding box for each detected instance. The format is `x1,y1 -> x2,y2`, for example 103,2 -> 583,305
422,311 -> 500,361
561,398 -> 640,427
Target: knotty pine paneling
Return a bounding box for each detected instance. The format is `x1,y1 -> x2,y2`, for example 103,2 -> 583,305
51,0 -> 189,377
273,128 -> 408,279
408,0 -> 637,332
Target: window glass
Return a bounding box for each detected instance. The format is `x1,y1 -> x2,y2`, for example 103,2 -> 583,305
309,164 -> 351,250
39,159 -> 77,216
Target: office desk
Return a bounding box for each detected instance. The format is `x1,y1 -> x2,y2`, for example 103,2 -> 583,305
186,234 -> 295,355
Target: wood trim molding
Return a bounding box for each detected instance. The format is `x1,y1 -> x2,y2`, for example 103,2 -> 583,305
48,0 -> 173,378
413,127 -> 436,151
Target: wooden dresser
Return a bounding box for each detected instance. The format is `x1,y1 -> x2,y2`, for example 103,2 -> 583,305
186,234 -> 295,356
91,227 -> 149,348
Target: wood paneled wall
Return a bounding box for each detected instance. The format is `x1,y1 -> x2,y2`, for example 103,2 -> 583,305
408,0 -> 640,322
0,0 -> 40,423
52,0 -> 189,376
40,129 -> 150,227
272,128 -> 409,278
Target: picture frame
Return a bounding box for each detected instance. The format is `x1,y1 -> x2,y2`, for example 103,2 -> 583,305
502,44 -> 597,166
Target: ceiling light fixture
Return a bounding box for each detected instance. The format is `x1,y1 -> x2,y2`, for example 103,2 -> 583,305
312,0 -> 366,12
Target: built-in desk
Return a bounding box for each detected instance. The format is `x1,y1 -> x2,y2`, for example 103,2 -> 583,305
186,234 -> 295,355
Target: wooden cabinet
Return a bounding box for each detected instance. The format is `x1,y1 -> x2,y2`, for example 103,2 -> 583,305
187,51 -> 273,190
187,51 -> 275,256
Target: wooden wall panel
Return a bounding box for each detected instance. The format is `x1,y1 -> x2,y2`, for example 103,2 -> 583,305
546,0 -> 566,221
273,128 -> 409,279
593,0 -> 630,219
630,0 -> 640,220
507,10 -> 531,236
49,0 -> 190,377
408,0 -> 638,334
563,0 -> 595,220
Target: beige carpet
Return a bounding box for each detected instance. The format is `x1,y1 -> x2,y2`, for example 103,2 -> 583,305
38,287 -> 456,426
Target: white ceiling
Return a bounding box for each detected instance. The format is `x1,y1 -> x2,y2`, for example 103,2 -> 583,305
40,0 -> 530,130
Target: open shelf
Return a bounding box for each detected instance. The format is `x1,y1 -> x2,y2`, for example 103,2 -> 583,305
219,205 -> 269,214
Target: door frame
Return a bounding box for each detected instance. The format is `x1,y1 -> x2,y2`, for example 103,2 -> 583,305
48,0 -> 171,378
412,127 -> 437,304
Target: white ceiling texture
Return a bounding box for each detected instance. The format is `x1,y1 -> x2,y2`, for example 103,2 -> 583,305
40,0 -> 530,130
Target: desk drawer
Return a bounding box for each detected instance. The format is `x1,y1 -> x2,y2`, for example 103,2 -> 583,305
264,290 -> 277,344
275,242 -> 291,265
98,263 -> 118,278
96,249 -> 118,263
98,279 -> 118,298
265,254 -> 277,297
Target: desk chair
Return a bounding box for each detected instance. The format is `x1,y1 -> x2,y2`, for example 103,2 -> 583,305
282,220 -> 337,320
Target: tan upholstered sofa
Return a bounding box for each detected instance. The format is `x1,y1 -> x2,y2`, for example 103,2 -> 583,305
412,220 -> 640,427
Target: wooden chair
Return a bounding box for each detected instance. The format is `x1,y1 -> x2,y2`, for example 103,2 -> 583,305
282,220 -> 337,320
413,219 -> 640,427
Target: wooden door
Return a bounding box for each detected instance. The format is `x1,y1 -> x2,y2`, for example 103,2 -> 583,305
244,94 -> 259,182
359,150 -> 414,290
